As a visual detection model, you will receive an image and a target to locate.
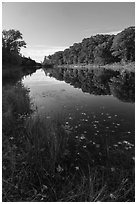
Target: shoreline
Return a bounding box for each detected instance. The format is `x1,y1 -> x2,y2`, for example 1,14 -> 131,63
55,62 -> 135,72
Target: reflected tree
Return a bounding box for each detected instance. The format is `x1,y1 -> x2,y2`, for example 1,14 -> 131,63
109,71 -> 135,103
43,67 -> 134,103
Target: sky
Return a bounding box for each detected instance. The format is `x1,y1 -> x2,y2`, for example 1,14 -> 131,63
2,2 -> 135,62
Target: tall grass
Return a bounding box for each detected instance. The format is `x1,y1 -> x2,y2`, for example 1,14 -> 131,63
3,83 -> 31,131
2,83 -> 134,201
24,116 -> 70,174
3,116 -> 134,201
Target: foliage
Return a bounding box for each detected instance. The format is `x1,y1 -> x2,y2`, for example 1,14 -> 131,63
45,26 -> 135,66
93,36 -> 119,65
2,29 -> 26,53
111,27 -> 135,62
21,57 -> 36,66
2,29 -> 37,66
2,83 -> 31,132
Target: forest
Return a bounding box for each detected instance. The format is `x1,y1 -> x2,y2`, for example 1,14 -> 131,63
44,26 -> 135,66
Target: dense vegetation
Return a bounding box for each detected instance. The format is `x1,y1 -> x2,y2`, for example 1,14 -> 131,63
44,26 -> 135,66
2,29 -> 39,67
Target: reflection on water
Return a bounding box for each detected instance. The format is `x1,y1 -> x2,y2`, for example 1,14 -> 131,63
43,67 -> 135,102
2,66 -> 38,86
22,67 -> 135,172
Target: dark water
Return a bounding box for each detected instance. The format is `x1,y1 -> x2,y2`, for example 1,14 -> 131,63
22,67 -> 135,171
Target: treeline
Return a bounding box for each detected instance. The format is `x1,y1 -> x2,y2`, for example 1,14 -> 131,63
2,29 -> 40,68
45,26 -> 135,66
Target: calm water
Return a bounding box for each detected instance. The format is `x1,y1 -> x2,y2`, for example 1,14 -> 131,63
22,67 -> 135,170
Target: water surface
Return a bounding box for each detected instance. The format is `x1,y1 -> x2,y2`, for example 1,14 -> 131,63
22,67 -> 135,170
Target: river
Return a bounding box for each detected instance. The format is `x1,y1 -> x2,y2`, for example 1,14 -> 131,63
22,67 -> 135,170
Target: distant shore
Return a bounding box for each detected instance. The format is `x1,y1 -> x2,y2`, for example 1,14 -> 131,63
56,62 -> 135,72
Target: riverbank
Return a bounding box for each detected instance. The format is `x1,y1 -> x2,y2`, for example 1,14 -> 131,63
56,62 -> 135,72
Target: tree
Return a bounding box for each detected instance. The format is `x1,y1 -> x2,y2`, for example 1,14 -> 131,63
111,26 -> 135,62
93,36 -> 117,65
2,29 -> 26,54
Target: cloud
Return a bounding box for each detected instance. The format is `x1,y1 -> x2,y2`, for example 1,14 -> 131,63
83,28 -> 121,37
21,45 -> 68,62
96,30 -> 121,35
